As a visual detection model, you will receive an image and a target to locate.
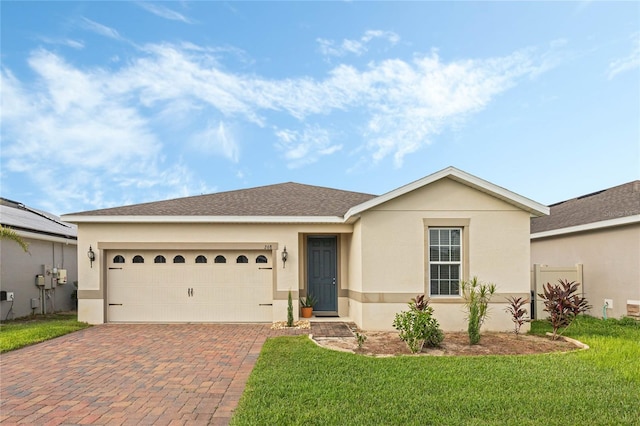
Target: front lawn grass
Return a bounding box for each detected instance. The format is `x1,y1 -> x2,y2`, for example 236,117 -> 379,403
232,316 -> 639,425
0,313 -> 91,353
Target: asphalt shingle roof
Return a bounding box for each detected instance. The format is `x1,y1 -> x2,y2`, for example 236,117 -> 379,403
67,182 -> 377,217
530,180 -> 640,233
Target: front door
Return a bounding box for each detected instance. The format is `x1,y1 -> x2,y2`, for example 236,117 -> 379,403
307,236 -> 338,313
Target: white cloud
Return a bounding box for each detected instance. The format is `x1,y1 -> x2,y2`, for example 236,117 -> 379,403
0,69 -> 31,121
190,121 -> 240,162
115,43 -> 264,124
40,37 -> 85,49
362,30 -> 400,45
607,34 -> 640,80
80,17 -> 124,41
318,49 -> 546,166
1,39 -> 555,210
136,2 -> 194,24
317,30 -> 400,57
0,50 -> 204,213
275,126 -> 343,168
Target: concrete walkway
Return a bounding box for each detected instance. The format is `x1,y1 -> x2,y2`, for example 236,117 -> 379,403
0,322 -> 350,425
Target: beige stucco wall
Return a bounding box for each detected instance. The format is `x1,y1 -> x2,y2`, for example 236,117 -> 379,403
75,177 -> 536,331
76,222 -> 353,324
357,178 -> 532,331
346,220 -> 364,326
531,223 -> 640,319
358,301 -> 527,332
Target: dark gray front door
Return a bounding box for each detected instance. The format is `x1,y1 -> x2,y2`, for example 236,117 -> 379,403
307,236 -> 337,313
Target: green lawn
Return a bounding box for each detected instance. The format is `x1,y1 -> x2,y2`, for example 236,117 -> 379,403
0,313 -> 91,353
232,316 -> 640,425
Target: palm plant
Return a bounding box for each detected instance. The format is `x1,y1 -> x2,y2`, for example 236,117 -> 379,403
0,226 -> 29,253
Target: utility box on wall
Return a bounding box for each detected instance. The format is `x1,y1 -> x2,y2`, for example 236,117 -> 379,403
57,269 -> 68,284
0,215 -> 78,318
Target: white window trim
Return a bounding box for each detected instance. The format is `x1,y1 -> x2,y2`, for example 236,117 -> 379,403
423,218 -> 470,299
428,227 -> 463,297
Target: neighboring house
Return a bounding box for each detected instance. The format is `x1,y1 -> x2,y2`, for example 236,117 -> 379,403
62,167 -> 548,331
0,198 -> 78,319
531,181 -> 640,319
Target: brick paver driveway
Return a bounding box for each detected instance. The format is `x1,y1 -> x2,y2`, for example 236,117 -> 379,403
0,323 -> 310,425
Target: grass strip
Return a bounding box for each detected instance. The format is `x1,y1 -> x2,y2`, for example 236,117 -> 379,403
232,316 -> 639,425
0,313 -> 91,353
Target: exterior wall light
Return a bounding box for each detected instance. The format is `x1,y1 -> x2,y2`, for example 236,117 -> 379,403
281,246 -> 288,268
87,245 -> 96,268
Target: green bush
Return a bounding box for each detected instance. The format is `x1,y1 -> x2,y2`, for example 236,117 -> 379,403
392,294 -> 444,353
461,277 -> 496,344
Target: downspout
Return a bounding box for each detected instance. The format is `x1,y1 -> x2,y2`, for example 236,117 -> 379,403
602,302 -> 608,320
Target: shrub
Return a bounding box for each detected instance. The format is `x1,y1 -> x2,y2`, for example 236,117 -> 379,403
355,332 -> 367,349
461,277 -> 496,345
538,279 -> 591,340
392,294 -> 444,353
287,290 -> 294,327
423,319 -> 444,348
505,296 -> 528,336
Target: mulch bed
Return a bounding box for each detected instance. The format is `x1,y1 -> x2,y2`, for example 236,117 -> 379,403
314,331 -> 581,356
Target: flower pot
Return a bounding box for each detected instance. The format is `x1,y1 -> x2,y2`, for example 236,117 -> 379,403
301,307 -> 313,318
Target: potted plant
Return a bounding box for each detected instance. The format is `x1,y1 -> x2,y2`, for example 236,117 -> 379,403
300,293 -> 318,318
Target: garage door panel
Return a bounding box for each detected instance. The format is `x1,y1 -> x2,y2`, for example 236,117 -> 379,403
190,268 -> 212,284
107,250 -> 273,322
161,268 -> 184,283
189,302 -> 272,322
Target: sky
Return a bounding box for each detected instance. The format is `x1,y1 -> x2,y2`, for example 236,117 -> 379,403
1,1 -> 639,216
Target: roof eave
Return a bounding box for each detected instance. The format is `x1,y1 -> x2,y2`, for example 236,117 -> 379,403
14,229 -> 78,244
61,215 -> 347,224
345,166 -> 549,219
531,215 -> 640,239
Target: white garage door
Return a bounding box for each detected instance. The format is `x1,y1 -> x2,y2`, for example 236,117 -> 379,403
106,250 -> 273,322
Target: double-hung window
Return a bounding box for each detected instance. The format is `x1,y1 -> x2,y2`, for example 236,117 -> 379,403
429,227 -> 462,296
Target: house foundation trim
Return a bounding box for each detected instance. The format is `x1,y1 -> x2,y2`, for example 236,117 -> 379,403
346,290 -> 529,304
78,290 -> 103,299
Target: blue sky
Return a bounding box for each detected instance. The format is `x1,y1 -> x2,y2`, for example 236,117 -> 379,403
1,1 -> 638,215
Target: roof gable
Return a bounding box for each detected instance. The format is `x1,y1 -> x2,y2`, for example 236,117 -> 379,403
531,180 -> 640,234
346,167 -> 549,219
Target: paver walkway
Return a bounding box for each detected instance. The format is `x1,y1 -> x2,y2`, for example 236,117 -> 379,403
0,322 -> 352,425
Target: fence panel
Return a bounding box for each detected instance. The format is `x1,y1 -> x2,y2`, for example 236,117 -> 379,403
531,264 -> 583,320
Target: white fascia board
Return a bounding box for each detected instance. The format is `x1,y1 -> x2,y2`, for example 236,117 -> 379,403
61,215 -> 346,224
345,166 -> 549,219
15,229 -> 78,245
531,215 -> 640,239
